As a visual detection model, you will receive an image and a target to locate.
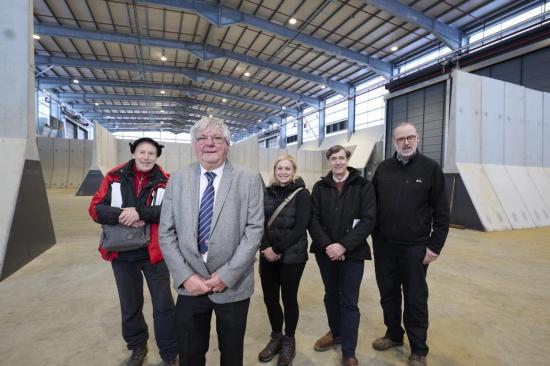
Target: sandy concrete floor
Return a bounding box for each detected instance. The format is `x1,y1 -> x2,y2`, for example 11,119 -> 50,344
1,188 -> 549,366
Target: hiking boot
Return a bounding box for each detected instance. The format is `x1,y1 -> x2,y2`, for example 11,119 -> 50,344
372,336 -> 403,351
259,334 -> 283,362
342,356 -> 359,366
409,354 -> 427,366
314,331 -> 341,352
126,344 -> 148,366
277,336 -> 296,366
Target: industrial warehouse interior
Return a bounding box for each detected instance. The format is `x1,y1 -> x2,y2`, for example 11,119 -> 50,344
1,1 -> 549,365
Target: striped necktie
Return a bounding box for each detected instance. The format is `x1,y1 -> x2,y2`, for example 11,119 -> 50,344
198,171 -> 216,255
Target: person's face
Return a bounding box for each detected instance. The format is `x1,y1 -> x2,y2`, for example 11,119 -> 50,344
132,142 -> 158,172
193,127 -> 229,170
275,160 -> 295,186
393,124 -> 418,158
328,149 -> 348,177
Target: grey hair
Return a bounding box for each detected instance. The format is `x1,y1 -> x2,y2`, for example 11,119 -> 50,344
190,116 -> 231,144
392,122 -> 417,139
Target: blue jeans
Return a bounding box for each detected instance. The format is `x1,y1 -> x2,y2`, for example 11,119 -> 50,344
315,253 -> 365,358
112,259 -> 177,361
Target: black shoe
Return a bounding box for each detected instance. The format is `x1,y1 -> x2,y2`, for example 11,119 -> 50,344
126,344 -> 148,366
163,356 -> 178,366
277,336 -> 296,366
258,334 -> 283,362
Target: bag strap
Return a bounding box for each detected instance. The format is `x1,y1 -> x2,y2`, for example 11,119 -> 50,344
267,187 -> 304,228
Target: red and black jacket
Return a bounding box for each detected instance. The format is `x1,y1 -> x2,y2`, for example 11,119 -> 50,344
89,159 -> 170,264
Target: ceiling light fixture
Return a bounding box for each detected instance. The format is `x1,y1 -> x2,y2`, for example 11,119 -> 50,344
160,55 -> 167,61
209,114 -> 213,118
390,45 -> 399,52
244,72 -> 250,77
320,84 -> 326,89
94,102 -> 99,106
160,90 -> 165,94
282,106 -> 286,110
289,18 -> 297,25
222,98 -> 227,102
72,79 -> 79,84
33,34 -> 41,40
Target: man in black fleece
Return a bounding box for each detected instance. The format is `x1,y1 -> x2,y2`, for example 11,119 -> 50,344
371,122 -> 450,366
309,145 -> 376,366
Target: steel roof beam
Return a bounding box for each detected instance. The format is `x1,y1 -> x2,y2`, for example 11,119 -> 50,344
363,0 -> 462,50
34,23 -> 350,96
35,54 -> 317,108
36,76 -> 294,116
69,103 -> 277,126
139,0 -> 393,78
57,92 -> 275,125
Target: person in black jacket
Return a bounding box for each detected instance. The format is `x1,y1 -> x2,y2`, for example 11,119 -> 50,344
309,145 -> 376,366
371,122 -> 450,366
258,154 -> 311,366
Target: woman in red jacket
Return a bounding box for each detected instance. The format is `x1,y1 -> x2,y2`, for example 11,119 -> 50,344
89,138 -> 177,366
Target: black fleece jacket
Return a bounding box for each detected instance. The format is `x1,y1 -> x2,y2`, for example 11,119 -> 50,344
372,152 -> 450,254
309,167 -> 376,260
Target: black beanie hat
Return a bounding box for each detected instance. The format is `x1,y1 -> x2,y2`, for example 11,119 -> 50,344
129,137 -> 164,157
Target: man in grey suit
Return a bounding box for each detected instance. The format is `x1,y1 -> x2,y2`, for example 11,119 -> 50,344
159,117 -> 264,366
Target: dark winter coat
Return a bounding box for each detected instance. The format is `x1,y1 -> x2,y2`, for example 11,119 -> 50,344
261,178 -> 310,264
309,167 -> 376,260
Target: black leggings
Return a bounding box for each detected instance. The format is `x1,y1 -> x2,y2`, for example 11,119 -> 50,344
259,258 -> 306,337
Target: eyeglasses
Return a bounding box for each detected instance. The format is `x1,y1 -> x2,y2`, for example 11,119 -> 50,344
395,135 -> 417,144
196,135 -> 226,145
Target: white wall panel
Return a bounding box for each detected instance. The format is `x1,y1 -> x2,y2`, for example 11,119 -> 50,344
528,167 -> 550,211
543,93 -> 550,167
484,164 -> 533,229
481,78 -> 505,164
84,140 -> 93,172
180,144 -> 195,167
50,138 -> 69,188
525,89 -> 543,166
504,84 -> 526,165
164,142 -> 179,173
67,139 -> 85,188
454,71 -> 482,164
456,163 -> 511,231
506,166 -> 550,226
36,137 -> 54,187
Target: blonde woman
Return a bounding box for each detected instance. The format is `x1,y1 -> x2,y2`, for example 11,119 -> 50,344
258,154 -> 311,366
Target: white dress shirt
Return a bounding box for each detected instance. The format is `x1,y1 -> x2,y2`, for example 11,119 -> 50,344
198,163 -> 225,262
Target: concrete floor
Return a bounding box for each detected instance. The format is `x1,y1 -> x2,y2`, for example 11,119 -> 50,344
1,189 -> 549,366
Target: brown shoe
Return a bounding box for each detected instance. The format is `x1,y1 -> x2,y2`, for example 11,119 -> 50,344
372,336 -> 403,351
342,356 -> 359,366
314,331 -> 341,352
408,354 -> 427,366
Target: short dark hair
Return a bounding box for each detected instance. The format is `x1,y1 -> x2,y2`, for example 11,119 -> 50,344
325,145 -> 351,160
129,137 -> 164,157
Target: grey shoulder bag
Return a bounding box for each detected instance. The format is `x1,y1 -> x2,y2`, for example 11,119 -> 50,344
100,224 -> 150,252
267,187 -> 304,228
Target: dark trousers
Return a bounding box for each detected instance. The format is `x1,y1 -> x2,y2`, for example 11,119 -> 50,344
175,295 -> 250,366
111,259 -> 177,361
373,242 -> 429,356
315,253 -> 364,358
259,258 -> 306,337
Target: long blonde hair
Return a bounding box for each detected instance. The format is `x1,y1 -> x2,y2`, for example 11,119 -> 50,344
270,154 -> 300,186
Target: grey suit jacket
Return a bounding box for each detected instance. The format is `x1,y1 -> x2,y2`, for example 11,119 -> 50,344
159,160 -> 264,304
